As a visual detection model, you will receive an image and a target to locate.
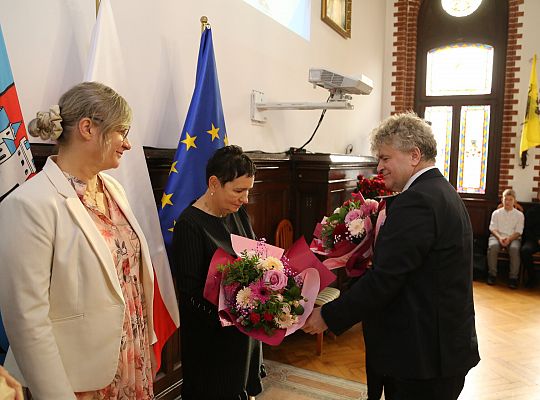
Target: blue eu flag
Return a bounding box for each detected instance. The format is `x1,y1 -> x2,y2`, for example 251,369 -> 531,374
159,27 -> 228,251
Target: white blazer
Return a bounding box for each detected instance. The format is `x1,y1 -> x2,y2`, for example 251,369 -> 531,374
0,157 -> 157,400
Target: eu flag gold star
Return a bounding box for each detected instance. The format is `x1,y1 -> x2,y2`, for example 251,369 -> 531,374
161,192 -> 173,209
169,161 -> 178,175
224,135 -> 229,146
181,132 -> 197,150
168,220 -> 176,232
206,123 -> 220,141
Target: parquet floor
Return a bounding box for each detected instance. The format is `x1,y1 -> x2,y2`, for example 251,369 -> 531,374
264,281 -> 540,399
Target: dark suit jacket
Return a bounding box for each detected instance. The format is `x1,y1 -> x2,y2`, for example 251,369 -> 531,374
322,168 -> 480,379
523,204 -> 540,242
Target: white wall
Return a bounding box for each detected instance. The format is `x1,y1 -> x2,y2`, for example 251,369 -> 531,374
0,0 -> 387,156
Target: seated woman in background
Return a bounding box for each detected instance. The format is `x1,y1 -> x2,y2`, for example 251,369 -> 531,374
172,145 -> 265,400
0,82 -> 157,399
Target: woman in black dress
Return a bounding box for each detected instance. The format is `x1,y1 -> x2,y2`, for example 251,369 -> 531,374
171,145 -> 264,400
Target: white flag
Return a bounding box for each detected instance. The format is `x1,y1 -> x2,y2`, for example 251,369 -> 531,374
85,0 -> 179,367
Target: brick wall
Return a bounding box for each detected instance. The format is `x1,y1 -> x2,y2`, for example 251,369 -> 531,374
391,0 -> 420,114
500,0 -> 524,197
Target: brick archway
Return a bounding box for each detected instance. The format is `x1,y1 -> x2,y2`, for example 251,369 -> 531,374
390,0 -> 538,199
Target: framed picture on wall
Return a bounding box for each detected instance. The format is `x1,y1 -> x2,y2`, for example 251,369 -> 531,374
321,0 -> 351,38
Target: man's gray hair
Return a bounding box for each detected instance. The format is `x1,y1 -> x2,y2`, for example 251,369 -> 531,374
370,112 -> 437,162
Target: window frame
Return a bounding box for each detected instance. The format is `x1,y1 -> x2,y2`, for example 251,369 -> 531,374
415,0 -> 508,201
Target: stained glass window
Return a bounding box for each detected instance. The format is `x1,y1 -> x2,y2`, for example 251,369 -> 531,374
457,105 -> 490,194
424,106 -> 452,179
417,0 -> 507,200
426,44 -> 494,96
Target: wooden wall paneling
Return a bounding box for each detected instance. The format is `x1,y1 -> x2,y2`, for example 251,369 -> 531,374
463,199 -> 497,238
144,147 -> 176,205
245,154 -> 292,244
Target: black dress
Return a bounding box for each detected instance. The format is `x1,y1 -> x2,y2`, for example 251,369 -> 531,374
171,205 -> 265,400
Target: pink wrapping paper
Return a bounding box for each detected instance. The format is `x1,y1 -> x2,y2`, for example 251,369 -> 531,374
203,235 -> 336,346
310,200 -> 387,277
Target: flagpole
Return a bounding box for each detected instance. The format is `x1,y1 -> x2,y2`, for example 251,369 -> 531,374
201,16 -> 209,33
96,0 -> 101,17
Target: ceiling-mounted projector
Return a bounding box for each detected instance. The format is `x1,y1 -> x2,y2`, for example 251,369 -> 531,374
309,68 -> 373,95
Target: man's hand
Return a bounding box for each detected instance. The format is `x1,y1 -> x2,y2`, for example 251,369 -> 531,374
500,237 -> 509,247
302,307 -> 328,335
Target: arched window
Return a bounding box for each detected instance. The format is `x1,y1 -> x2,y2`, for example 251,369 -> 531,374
416,0 -> 508,199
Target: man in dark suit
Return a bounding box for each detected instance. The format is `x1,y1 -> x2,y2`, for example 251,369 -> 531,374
521,198 -> 540,287
303,112 -> 480,400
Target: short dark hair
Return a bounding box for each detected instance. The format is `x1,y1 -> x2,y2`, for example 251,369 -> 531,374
206,145 -> 256,185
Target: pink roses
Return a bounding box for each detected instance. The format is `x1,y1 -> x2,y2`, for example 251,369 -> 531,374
263,269 -> 288,291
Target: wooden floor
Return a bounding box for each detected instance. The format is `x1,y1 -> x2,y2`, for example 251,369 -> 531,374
264,281 -> 540,399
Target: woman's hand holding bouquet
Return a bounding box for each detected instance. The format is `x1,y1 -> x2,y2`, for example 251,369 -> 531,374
204,235 -> 336,345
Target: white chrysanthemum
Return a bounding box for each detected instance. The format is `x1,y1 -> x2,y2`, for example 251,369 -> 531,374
236,287 -> 254,308
245,250 -> 258,258
274,311 -> 299,329
347,218 -> 365,237
275,294 -> 284,302
259,256 -> 284,271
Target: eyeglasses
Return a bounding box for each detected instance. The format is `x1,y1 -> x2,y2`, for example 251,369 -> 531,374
90,116 -> 130,142
119,127 -> 130,142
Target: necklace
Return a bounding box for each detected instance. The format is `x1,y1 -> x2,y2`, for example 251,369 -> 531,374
83,176 -> 109,217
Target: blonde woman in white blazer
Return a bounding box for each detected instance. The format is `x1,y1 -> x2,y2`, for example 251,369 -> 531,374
0,82 -> 157,400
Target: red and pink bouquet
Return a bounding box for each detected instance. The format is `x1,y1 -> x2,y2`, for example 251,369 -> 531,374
311,192 -> 385,277
204,235 -> 336,345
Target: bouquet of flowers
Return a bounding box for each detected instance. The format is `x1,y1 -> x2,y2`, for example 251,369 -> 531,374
219,252 -> 306,336
355,174 -> 393,199
204,235 -> 336,345
311,191 -> 385,277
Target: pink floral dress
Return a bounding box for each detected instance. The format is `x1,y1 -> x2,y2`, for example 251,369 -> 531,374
65,173 -> 154,400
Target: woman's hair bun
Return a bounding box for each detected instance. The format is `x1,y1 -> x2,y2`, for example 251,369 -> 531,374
28,105 -> 63,141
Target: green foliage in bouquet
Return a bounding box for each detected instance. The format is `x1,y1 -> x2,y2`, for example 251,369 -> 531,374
217,250 -> 306,335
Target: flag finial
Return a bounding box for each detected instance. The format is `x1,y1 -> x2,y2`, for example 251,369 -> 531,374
95,0 -> 101,17
201,16 -> 209,33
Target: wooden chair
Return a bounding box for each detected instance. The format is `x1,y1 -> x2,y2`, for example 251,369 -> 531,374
521,251 -> 540,285
274,218 -> 340,355
314,287 -> 340,355
274,219 -> 294,249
